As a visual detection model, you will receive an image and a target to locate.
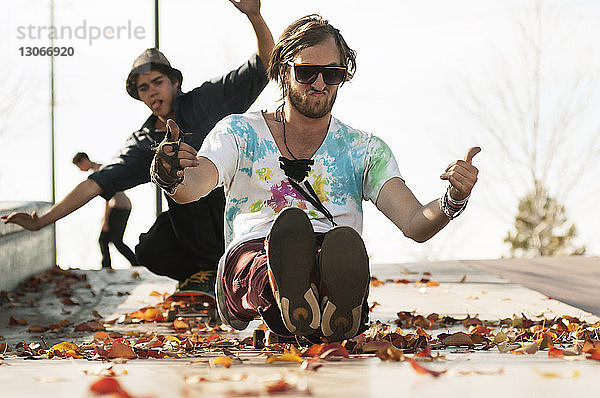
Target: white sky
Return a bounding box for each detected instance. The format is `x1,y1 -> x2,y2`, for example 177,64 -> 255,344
1,0 -> 599,269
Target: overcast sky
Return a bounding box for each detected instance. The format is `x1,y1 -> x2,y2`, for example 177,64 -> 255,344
2,0 -> 599,269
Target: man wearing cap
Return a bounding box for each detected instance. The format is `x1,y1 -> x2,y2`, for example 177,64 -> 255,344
2,0 -> 274,296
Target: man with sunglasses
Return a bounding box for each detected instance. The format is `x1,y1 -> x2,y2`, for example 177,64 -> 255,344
153,14 -> 480,342
2,0 -> 274,300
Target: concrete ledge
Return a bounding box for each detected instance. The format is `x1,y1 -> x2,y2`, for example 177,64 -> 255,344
0,201 -> 55,292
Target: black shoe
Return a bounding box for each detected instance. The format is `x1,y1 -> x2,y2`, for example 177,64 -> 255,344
266,207 -> 320,336
176,269 -> 216,298
319,226 -> 369,342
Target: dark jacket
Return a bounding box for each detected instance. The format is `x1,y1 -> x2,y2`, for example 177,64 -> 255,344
88,53 -> 268,264
90,53 -> 268,199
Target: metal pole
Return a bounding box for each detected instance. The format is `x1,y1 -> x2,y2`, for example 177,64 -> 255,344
50,0 -> 57,266
154,0 -> 163,217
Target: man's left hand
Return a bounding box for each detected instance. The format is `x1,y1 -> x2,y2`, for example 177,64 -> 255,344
440,147 -> 481,201
229,0 -> 260,17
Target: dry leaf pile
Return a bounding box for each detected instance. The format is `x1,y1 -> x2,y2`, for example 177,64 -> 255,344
1,266 -> 599,397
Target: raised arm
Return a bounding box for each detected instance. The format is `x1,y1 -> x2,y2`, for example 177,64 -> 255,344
229,0 -> 274,67
1,179 -> 103,231
152,119 -> 218,204
376,147 -> 480,242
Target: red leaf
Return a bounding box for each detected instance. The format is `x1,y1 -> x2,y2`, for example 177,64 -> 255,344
548,346 -> 564,358
74,320 -> 105,332
89,376 -> 133,398
587,349 -> 600,361
415,345 -> 432,358
409,359 -> 446,378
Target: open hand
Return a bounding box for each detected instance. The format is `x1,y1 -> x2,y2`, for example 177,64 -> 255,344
440,147 -> 481,201
1,211 -> 43,231
228,0 -> 260,17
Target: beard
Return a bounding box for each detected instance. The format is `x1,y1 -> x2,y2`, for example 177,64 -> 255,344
287,84 -> 337,119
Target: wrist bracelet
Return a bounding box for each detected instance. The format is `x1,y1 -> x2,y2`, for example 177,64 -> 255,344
440,186 -> 469,220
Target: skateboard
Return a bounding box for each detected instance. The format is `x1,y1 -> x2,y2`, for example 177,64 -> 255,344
165,291 -> 218,323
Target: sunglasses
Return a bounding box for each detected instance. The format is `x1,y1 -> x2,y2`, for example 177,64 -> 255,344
286,61 -> 347,85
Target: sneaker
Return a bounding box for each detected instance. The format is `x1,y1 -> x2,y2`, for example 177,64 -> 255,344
266,207 -> 321,336
319,226 -> 369,342
216,255 -> 250,330
176,269 -> 216,296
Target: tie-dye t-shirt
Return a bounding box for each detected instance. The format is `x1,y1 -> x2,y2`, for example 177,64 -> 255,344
197,111 -> 403,253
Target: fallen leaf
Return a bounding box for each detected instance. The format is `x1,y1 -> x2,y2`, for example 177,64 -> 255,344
395,279 -> 410,284
442,332 -> 474,347
493,331 -> 508,344
512,342 -> 538,355
548,346 -> 564,358
586,349 -> 600,361
107,341 -> 137,359
426,280 -> 440,287
266,353 -> 303,364
369,302 -> 381,312
9,316 -> 28,326
173,319 -> 190,330
376,346 -> 406,361
61,297 -> 79,306
361,340 -> 392,353
265,379 -> 293,394
74,320 -> 105,332
28,325 -> 48,333
212,355 -> 233,368
94,331 -> 111,340
459,275 -> 467,283
409,359 -> 446,378
89,376 -> 133,398
131,271 -> 141,279
369,276 -> 385,287
534,368 -> 580,378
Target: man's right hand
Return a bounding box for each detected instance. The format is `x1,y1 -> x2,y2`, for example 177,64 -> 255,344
1,211 -> 44,231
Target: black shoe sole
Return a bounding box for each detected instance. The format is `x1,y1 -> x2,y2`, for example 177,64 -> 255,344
267,207 -> 320,336
319,226 -> 369,342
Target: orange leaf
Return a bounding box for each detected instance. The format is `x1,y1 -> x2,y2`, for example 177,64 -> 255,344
548,346 -> 564,358
173,319 -> 190,330
28,325 -> 48,333
415,345 -> 432,358
319,343 -> 350,359
266,353 -> 303,364
212,355 -> 233,368
395,279 -> 410,284
426,280 -> 440,287
94,331 -> 111,340
89,376 -> 133,398
142,308 -> 164,322
587,349 -> 600,361
265,380 -> 293,394
409,359 -> 446,377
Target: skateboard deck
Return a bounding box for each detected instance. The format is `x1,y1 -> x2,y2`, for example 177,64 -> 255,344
165,291 -> 217,322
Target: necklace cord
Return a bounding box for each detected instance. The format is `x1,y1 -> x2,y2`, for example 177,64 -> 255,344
276,103 -> 337,226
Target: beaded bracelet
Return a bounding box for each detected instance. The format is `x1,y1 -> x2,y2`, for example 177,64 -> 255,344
439,186 -> 469,220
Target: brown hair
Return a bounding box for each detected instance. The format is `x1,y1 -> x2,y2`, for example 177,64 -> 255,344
72,152 -> 89,165
268,14 -> 356,91
126,63 -> 181,100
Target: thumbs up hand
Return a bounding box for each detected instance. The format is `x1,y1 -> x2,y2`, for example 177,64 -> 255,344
440,147 -> 481,202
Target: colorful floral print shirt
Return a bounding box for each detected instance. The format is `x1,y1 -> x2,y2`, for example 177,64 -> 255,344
197,111 -> 403,254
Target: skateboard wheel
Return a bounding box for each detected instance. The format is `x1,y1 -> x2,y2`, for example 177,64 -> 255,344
253,329 -> 265,349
